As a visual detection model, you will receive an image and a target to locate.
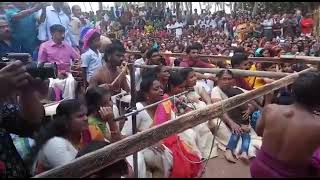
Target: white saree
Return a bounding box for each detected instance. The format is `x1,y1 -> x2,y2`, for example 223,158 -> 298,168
121,102 -> 173,178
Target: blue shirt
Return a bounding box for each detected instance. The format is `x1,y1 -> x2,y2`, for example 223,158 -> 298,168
80,48 -> 103,82
5,7 -> 38,54
0,40 -> 23,58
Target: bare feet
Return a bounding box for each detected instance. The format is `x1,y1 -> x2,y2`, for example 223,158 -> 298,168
239,152 -> 250,165
224,150 -> 237,163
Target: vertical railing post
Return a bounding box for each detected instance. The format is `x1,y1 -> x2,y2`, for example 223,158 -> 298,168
129,63 -> 138,178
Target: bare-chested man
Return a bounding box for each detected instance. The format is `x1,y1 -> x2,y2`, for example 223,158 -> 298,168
89,40 -> 130,95
250,72 -> 320,178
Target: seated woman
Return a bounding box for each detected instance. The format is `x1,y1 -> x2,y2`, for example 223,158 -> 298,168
158,72 -> 203,177
85,87 -> 122,143
210,70 -> 262,160
168,72 -> 218,158
180,68 -> 212,106
31,99 -> 89,175
121,76 -> 173,178
141,65 -> 170,92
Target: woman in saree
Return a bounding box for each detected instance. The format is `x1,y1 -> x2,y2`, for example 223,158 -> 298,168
210,70 -> 262,161
157,72 -> 204,178
179,68 -> 218,159
31,99 -> 90,175
121,76 -> 173,178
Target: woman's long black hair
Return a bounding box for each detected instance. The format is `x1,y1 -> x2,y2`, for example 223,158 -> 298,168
85,87 -> 111,115
27,99 -> 84,167
137,76 -> 158,102
167,71 -> 185,93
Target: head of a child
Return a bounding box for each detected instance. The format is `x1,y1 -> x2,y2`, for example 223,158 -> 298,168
223,87 -> 249,121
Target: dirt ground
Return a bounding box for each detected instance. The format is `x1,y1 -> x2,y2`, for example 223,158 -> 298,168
202,150 -> 251,178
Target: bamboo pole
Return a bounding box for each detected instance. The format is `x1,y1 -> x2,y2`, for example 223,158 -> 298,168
34,67 -> 315,178
126,51 -> 320,65
135,64 -> 291,78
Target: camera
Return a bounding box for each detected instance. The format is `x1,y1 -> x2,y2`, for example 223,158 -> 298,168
1,53 -> 57,79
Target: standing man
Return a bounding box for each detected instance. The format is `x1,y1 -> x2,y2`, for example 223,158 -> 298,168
4,2 -> 44,54
262,14 -> 274,41
70,5 -> 82,48
251,72 -> 320,177
38,24 -> 80,100
230,53 -> 253,91
180,44 -> 214,68
0,19 -> 23,57
89,40 -> 130,96
37,2 -> 73,47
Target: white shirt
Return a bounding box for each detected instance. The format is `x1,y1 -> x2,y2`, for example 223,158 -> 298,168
37,6 -> 73,46
70,14 -> 81,46
32,137 -> 78,175
173,22 -> 183,37
134,58 -> 145,91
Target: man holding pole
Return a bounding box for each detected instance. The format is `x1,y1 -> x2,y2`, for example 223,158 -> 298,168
88,40 -> 130,95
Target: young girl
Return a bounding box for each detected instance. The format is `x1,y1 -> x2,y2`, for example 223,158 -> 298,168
85,87 -> 122,143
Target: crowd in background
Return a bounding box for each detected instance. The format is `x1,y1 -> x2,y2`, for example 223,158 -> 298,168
1,1 -> 320,178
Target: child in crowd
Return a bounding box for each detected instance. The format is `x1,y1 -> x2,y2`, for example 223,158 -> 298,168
223,87 -> 254,163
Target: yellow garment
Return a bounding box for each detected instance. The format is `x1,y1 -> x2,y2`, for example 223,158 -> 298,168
88,125 -> 106,141
245,65 -> 266,89
144,25 -> 154,34
236,23 -> 247,42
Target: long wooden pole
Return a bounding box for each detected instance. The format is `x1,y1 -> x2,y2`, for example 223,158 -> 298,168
126,51 -> 320,65
34,68 -> 314,178
135,64 -> 291,78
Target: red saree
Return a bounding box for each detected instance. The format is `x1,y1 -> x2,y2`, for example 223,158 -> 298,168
154,94 -> 203,178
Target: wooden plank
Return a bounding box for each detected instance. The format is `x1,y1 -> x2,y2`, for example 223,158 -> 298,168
127,51 -> 320,65
135,64 -> 291,78
34,68 -> 314,178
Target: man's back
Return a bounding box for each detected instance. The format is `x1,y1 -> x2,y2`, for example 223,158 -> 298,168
260,104 -> 320,164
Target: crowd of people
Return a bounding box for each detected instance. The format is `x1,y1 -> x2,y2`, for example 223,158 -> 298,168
1,1 -> 320,178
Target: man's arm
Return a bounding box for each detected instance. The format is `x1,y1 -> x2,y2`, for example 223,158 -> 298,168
37,43 -> 47,62
38,6 -> 46,23
19,86 -> 45,132
7,5 -> 41,22
80,53 -> 89,86
1,78 -> 47,137
88,70 -> 101,89
82,67 -> 87,87
70,46 -> 81,61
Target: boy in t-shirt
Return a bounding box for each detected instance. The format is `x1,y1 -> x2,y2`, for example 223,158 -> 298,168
223,87 -> 252,163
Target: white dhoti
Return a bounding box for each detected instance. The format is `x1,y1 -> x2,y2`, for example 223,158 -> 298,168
49,73 -> 77,100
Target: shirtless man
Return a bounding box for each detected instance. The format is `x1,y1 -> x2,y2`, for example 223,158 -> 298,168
250,72 -> 320,178
89,40 -> 130,95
